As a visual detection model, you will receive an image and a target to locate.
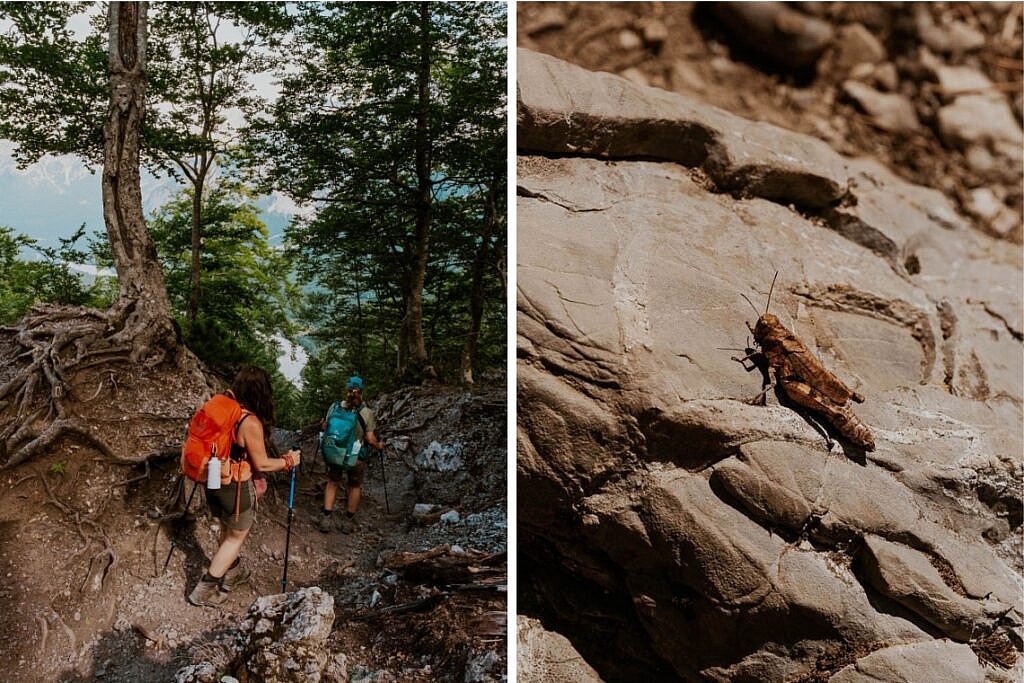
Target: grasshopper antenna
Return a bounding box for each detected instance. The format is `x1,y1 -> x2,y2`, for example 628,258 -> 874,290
765,271 -> 779,314
739,293 -> 761,317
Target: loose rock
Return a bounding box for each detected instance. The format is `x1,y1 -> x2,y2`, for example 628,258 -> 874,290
842,80 -> 921,132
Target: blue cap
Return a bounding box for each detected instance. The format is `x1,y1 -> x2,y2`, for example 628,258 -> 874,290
347,376 -> 364,390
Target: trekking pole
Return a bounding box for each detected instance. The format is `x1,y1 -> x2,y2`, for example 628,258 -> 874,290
162,481 -> 199,573
379,446 -> 390,514
281,443 -> 299,592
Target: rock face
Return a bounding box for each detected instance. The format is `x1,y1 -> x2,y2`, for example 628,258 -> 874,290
518,616 -> 604,682
517,49 -> 1023,682
176,587 -> 345,683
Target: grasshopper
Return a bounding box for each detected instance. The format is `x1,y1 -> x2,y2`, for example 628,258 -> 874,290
733,274 -> 876,451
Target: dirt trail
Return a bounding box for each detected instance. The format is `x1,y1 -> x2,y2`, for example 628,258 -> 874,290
0,383 -> 506,682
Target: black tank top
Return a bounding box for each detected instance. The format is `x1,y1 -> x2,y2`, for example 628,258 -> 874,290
230,413 -> 252,461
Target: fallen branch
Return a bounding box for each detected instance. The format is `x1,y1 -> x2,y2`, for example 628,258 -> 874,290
352,592 -> 449,620
113,460 -> 150,487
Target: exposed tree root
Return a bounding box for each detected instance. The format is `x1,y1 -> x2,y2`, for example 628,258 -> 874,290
0,299 -> 212,470
18,469 -> 120,593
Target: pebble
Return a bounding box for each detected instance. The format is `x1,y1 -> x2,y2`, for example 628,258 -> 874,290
835,23 -> 886,69
967,188 -> 1003,221
73,610 -> 81,622
618,30 -> 641,51
440,510 -> 460,524
842,80 -> 921,133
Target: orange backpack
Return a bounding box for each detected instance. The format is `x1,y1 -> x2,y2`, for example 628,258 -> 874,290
181,391 -> 254,486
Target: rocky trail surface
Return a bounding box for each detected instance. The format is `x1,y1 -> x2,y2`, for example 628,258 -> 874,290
516,42 -> 1022,683
0,384 -> 506,682
519,1 -> 1023,243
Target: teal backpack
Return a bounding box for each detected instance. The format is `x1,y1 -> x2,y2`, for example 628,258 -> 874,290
321,402 -> 367,468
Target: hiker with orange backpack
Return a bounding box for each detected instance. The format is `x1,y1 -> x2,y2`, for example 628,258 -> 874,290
182,367 -> 301,607
317,376 -> 383,534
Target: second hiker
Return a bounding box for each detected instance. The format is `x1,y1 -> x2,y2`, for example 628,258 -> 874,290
317,376 -> 383,534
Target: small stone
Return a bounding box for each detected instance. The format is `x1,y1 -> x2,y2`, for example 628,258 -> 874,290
849,63 -> 874,82
709,56 -> 738,77
967,188 -> 1003,221
873,62 -> 899,92
938,94 -> 1023,149
73,611 -> 81,622
964,145 -> 996,174
835,23 -> 886,70
842,80 -> 921,132
618,30 -> 641,51
440,510 -> 460,524
936,65 -> 991,99
369,589 -> 381,608
945,20 -> 985,53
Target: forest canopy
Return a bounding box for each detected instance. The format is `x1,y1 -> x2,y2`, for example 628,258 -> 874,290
0,1 -> 507,429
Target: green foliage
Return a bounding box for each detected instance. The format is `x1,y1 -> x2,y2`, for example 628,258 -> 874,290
145,3 -> 291,178
249,2 -> 507,389
147,183 -> 299,377
0,3 -> 107,167
0,225 -> 116,324
0,2 -> 291,172
48,461 -> 67,475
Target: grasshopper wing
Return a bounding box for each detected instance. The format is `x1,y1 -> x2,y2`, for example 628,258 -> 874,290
780,337 -> 862,406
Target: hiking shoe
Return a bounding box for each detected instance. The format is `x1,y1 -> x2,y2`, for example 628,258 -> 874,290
220,562 -> 252,591
188,578 -> 229,607
317,511 -> 334,533
338,515 -> 358,535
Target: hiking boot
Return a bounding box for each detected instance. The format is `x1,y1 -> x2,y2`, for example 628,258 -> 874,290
317,511 -> 334,533
188,577 -> 229,607
220,562 -> 252,591
338,515 -> 358,535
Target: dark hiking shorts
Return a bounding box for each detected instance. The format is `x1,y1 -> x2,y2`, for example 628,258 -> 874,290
326,460 -> 366,488
206,478 -> 256,531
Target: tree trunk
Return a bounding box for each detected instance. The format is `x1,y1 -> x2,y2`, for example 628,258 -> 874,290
460,179 -> 499,385
187,176 -> 203,325
103,2 -> 170,319
403,1 -> 437,383
0,2 -> 211,471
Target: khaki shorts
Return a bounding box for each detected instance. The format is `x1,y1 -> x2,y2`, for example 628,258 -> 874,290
326,460 -> 366,488
206,479 -> 256,531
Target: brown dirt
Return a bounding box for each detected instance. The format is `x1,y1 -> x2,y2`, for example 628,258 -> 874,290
518,1 -> 1023,242
973,631 -> 1019,669
786,640 -> 885,682
0,383 -> 507,682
